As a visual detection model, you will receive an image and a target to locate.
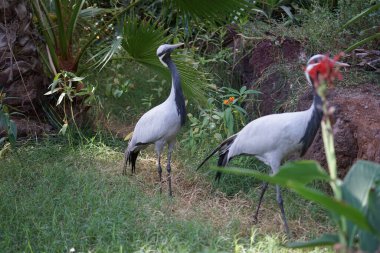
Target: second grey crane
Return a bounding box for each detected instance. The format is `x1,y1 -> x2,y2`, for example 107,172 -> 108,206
124,43 -> 186,197
197,54 -> 349,234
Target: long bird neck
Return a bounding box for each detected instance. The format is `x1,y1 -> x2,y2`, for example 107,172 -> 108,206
164,54 -> 186,126
299,89 -> 323,156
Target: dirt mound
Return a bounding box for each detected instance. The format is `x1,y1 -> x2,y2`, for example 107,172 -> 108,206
234,36 -> 305,116
298,84 -> 380,177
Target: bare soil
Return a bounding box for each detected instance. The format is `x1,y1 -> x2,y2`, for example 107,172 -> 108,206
298,84 -> 380,177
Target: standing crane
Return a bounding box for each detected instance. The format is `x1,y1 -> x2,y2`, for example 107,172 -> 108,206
197,54 -> 349,234
124,43 -> 186,197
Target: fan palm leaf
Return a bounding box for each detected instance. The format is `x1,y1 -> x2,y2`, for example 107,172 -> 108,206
121,19 -> 208,104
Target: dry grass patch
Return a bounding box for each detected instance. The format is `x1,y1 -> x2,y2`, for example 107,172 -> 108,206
80,145 -> 334,241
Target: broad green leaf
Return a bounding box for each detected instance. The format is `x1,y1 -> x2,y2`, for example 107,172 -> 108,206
342,160 -> 380,245
288,182 -> 374,234
212,160 -> 329,185
287,233 -> 339,248
212,166 -> 375,233
359,181 -> 380,251
277,160 -> 330,184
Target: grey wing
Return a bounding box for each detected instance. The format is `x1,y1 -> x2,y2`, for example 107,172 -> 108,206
129,106 -> 170,147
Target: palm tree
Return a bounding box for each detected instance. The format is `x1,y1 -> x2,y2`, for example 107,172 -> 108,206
1,0 -> 257,136
0,0 -> 49,136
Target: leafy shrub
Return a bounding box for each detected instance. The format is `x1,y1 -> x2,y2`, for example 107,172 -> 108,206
182,86 -> 259,155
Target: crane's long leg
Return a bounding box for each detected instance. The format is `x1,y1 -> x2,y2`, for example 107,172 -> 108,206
155,143 -> 164,194
276,185 -> 290,236
253,182 -> 268,223
167,141 -> 175,197
157,155 -> 162,193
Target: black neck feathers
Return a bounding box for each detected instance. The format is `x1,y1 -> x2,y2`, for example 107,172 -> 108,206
299,91 -> 323,156
163,54 -> 186,126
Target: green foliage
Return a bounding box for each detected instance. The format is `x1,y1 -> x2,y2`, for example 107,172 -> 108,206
342,2 -> 380,52
0,101 -> 17,148
342,161 -> 380,250
32,0 -> 85,73
0,92 -> 17,151
44,71 -> 95,135
182,86 -> 258,155
287,234 -> 339,248
168,0 -> 252,21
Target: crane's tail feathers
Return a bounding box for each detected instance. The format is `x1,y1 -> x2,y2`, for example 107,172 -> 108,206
196,134 -> 237,171
125,149 -> 140,174
214,141 -> 232,181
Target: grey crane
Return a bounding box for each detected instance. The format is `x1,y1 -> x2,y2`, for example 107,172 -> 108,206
197,54 -> 348,234
124,43 -> 186,197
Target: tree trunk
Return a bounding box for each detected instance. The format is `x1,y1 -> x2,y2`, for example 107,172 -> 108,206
0,0 -> 51,137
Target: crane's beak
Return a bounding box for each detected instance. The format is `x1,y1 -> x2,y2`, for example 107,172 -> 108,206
335,61 -> 350,67
171,43 -> 184,49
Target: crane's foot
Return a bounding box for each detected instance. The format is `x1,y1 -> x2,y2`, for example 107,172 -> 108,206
252,214 -> 259,224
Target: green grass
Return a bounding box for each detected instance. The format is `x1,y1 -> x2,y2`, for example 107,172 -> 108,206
0,140 -> 334,252
0,142 -> 217,252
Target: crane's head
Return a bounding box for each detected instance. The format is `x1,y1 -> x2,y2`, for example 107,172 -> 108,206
157,43 -> 184,67
305,54 -> 349,88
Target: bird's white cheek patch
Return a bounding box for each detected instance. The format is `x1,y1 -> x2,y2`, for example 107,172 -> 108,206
159,55 -> 168,67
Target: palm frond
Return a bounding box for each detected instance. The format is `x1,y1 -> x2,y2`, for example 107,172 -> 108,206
121,19 -> 208,104
89,35 -> 123,70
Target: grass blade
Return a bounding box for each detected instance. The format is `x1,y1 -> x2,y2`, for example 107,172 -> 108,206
342,3 -> 380,29
345,33 -> 380,52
